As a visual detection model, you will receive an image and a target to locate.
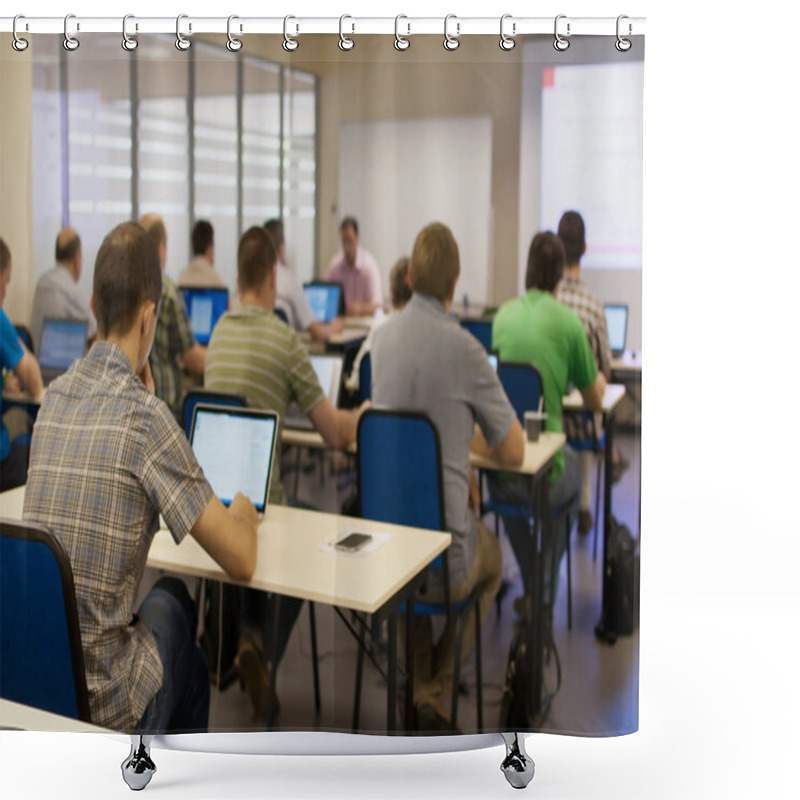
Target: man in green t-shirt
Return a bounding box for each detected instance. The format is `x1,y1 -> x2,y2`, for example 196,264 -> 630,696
490,231 -> 606,609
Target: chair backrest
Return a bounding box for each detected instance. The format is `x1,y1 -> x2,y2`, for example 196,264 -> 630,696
498,361 -> 544,425
460,319 -> 493,351
0,518 -> 91,722
273,306 -> 289,325
357,409 -> 446,536
182,388 -> 247,439
358,351 -> 372,404
15,324 -> 34,355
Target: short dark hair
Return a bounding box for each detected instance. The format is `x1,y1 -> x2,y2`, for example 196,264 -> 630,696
238,227 -> 277,293
340,216 -> 359,236
389,257 -> 412,309
55,229 -> 81,263
557,210 -> 586,266
93,222 -> 162,337
0,237 -> 10,273
263,218 -> 284,250
191,220 -> 214,256
525,231 -> 565,293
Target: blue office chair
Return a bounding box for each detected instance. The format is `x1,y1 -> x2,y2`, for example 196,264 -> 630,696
355,408 -> 483,731
460,319 -> 493,351
181,388 -> 247,439
0,518 -> 91,722
358,351 -> 371,404
564,410 -> 605,562
273,307 -> 289,325
489,362 -> 574,630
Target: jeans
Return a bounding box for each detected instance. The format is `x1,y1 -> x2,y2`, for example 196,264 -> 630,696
135,577 -> 210,734
487,445 -> 580,606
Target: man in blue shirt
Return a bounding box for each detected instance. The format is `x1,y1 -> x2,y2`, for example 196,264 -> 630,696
0,237 -> 43,490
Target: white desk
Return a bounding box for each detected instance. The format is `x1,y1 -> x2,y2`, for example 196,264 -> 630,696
1,485 -> 449,731
562,383 -> 627,414
0,698 -> 109,733
469,431 -> 565,476
610,350 -> 642,374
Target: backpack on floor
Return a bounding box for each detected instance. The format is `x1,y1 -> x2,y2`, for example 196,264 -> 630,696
595,516 -> 640,644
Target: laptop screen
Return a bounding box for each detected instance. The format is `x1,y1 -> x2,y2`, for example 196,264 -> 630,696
303,284 -> 342,324
180,287 -> 229,346
190,405 -> 278,513
487,351 -> 499,372
604,304 -> 628,354
309,355 -> 343,406
38,319 -> 88,371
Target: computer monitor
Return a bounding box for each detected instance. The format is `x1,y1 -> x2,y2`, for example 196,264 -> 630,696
38,318 -> 88,384
179,287 -> 229,346
189,405 -> 278,514
303,282 -> 343,324
604,303 -> 628,358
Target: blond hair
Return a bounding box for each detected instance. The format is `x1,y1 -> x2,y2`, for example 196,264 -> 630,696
139,213 -> 167,250
409,222 -> 459,301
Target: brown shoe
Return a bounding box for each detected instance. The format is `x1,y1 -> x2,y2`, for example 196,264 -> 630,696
234,632 -> 278,719
578,509 -> 593,536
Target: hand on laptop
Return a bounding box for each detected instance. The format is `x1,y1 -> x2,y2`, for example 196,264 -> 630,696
330,317 -> 344,334
230,492 -> 259,529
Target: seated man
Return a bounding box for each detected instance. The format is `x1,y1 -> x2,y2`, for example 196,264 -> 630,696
205,226 -> 366,719
140,213 -> 206,422
265,218 -> 343,341
371,222 -> 524,731
490,231 -> 606,609
29,228 -> 96,354
23,221 -> 258,733
1,237 -> 44,491
326,216 -> 383,316
178,219 -> 226,288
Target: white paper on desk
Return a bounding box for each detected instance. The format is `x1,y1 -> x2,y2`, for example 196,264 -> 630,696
320,531 -> 391,558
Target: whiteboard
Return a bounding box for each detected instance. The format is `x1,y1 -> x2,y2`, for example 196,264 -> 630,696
338,116 -> 492,305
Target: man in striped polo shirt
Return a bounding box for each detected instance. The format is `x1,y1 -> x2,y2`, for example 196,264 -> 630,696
205,226 -> 366,721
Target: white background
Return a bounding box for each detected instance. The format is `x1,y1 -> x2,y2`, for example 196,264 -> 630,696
2,1 -> 799,798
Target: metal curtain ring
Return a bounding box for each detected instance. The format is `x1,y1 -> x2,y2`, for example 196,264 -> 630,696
443,14 -> 460,51
63,14 -> 80,51
615,15 -> 632,52
499,14 -> 515,51
394,15 -> 410,51
283,15 -> 299,52
122,14 -> 138,51
12,14 -> 29,52
227,15 -> 243,52
553,14 -> 570,51
175,14 -> 191,51
339,14 -> 354,51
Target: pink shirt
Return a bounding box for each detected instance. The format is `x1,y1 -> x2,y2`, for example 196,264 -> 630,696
326,246 -> 383,308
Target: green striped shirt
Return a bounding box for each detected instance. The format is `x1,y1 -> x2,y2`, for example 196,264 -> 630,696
205,304 -> 324,504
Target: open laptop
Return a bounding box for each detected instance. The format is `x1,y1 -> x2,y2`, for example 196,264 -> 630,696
284,354 -> 344,431
38,318 -> 88,385
604,303 -> 628,359
189,404 -> 279,518
487,350 -> 499,372
303,282 -> 343,324
179,286 -> 229,346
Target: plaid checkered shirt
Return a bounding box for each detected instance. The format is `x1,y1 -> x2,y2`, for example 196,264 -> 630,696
556,275 -> 612,380
23,341 -> 214,731
149,274 -> 196,421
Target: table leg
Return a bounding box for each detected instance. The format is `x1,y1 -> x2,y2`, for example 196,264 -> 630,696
387,612 -> 397,733
405,596 -> 415,731
598,408 -> 617,640
266,593 -> 282,728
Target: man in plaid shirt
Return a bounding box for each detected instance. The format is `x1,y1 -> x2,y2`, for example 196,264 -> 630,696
140,213 -> 207,422
556,211 -> 626,536
23,221 -> 258,733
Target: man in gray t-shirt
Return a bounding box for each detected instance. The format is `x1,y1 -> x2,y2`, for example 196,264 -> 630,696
371,222 -> 524,732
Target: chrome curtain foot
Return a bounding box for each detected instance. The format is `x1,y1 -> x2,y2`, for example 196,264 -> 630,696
121,734 -> 157,791
500,732 -> 535,789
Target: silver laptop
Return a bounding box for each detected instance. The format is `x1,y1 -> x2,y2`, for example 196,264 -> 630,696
284,354 -> 344,431
604,303 -> 628,359
189,404 -> 279,517
38,318 -> 88,385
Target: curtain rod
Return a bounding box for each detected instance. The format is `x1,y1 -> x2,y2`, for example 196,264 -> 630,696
1,15 -> 645,45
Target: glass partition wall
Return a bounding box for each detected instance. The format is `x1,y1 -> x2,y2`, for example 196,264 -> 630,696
31,36 -> 317,292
